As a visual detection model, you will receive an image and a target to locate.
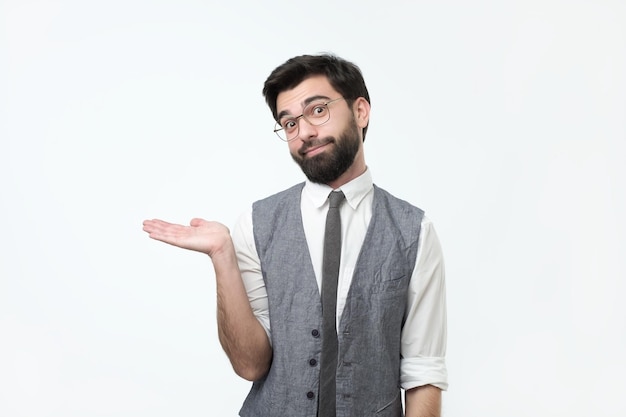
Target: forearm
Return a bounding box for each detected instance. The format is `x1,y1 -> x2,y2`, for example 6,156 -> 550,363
142,217 -> 272,379
405,385 -> 441,417
212,246 -> 272,381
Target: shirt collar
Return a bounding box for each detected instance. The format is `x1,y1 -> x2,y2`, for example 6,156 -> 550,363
303,168 -> 373,210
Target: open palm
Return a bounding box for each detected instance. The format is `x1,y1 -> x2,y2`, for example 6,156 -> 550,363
142,218 -> 231,257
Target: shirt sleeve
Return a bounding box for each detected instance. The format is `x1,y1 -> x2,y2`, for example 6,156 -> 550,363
231,208 -> 272,344
400,216 -> 448,391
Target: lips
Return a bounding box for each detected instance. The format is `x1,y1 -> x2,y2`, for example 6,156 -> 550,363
299,138 -> 334,157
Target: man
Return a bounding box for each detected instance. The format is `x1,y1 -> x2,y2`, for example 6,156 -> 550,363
143,54 -> 448,417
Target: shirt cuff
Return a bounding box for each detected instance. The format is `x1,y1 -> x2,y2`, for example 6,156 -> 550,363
255,315 -> 272,347
400,356 -> 448,391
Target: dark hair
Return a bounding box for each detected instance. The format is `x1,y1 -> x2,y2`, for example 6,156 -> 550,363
262,53 -> 371,140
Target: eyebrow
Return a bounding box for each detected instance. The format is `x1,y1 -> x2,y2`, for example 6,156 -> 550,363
277,95 -> 332,120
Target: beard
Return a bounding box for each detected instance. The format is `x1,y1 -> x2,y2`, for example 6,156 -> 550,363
290,117 -> 361,185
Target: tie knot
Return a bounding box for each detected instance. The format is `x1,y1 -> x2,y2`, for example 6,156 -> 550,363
328,190 -> 345,209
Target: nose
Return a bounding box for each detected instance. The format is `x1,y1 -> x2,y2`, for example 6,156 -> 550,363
296,116 -> 318,141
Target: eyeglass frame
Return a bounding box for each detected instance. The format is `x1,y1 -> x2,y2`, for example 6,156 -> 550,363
272,97 -> 346,142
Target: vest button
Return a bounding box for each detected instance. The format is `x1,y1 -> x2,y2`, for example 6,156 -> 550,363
309,358 -> 317,366
306,391 -> 315,400
311,329 -> 320,337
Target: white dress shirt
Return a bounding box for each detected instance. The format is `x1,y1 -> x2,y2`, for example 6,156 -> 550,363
231,169 -> 448,390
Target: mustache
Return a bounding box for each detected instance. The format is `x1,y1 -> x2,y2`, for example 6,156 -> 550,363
298,137 -> 335,156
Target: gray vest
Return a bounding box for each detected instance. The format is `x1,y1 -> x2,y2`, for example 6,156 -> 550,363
240,183 -> 423,417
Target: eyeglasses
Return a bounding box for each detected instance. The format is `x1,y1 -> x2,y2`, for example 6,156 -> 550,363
273,97 -> 345,142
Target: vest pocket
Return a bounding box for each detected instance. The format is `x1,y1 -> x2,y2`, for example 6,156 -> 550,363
372,268 -> 407,294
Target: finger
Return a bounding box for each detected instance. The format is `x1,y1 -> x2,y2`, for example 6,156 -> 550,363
189,218 -> 207,227
147,227 -> 187,245
143,219 -> 168,234
143,220 -> 187,241
145,219 -> 175,227
143,219 -> 164,230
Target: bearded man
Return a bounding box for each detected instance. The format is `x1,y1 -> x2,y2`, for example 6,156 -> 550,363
143,54 -> 448,417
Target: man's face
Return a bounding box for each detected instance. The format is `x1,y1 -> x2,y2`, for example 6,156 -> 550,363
275,76 -> 363,185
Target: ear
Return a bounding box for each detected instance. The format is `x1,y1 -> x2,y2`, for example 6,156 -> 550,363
352,97 -> 370,130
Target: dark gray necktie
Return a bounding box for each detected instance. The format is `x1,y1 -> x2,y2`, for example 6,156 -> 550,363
318,190 -> 345,417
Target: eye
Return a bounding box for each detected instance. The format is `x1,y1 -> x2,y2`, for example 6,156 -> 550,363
281,119 -> 297,131
309,104 -> 328,118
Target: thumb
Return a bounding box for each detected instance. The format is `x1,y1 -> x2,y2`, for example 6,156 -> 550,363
189,218 -> 206,227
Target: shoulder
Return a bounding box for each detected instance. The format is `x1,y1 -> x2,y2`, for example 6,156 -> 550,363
373,184 -> 425,217
252,183 -> 304,237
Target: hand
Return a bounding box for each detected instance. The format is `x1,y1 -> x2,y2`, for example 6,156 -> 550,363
142,218 -> 232,258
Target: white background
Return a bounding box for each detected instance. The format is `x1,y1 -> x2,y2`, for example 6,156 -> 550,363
1,1 -> 625,416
